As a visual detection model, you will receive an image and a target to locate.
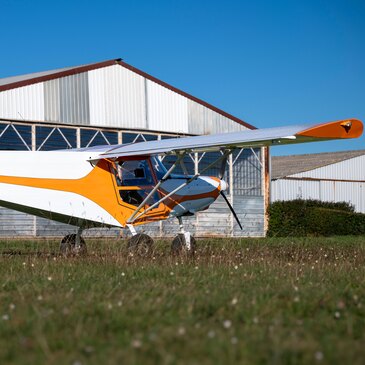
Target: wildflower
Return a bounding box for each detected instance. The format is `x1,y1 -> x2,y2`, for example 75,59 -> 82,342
2,314 -> 9,321
47,276 -> 52,281
170,272 -> 174,276
315,351 -> 324,361
37,295 -> 43,301
117,301 -> 122,307
334,311 -> 341,319
177,327 -> 186,335
231,297 -> 238,306
121,272 -> 125,276
223,320 -> 232,329
9,303 -> 15,311
207,330 -> 215,338
131,339 -> 142,348
293,296 -> 300,303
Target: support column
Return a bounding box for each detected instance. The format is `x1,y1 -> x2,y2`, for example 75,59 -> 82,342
31,124 -> 37,237
76,128 -> 81,148
229,153 -> 234,237
263,147 -> 270,236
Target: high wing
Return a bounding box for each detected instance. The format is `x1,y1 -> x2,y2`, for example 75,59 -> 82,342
88,119 -> 363,161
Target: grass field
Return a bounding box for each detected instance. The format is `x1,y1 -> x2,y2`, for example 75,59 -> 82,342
0,236 -> 364,365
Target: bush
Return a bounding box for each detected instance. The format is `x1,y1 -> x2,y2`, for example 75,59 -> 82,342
268,199 -> 365,237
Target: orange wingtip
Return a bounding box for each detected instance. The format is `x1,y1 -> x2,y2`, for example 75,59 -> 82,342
297,119 -> 363,139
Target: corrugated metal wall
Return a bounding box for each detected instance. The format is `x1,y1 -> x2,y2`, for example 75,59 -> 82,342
271,155 -> 365,213
0,64 -> 247,134
0,83 -> 44,121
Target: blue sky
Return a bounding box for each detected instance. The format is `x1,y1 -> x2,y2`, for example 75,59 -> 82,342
1,0 -> 364,155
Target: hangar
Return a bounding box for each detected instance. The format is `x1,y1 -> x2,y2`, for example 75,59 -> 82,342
271,150 -> 365,213
0,58 -> 269,238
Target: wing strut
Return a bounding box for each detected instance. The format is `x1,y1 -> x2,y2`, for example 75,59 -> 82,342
127,149 -> 232,224
127,153 -> 186,223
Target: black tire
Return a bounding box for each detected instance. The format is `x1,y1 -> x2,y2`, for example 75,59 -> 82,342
127,233 -> 154,257
171,234 -> 196,256
60,234 -> 87,256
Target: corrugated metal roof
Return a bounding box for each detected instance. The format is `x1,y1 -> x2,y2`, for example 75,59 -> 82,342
0,58 -> 255,130
271,150 -> 365,179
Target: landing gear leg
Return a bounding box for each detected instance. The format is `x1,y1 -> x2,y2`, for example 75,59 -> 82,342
60,227 -> 87,256
171,217 -> 196,256
126,224 -> 154,257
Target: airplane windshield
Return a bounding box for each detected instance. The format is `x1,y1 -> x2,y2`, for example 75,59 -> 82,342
151,157 -> 168,179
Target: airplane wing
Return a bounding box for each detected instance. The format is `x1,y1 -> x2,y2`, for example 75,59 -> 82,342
89,119 -> 363,161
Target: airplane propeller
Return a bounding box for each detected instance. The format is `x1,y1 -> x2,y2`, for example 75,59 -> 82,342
219,151 -> 243,230
220,190 -> 243,230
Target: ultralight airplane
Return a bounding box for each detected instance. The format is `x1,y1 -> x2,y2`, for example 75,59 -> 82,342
0,118 -> 363,255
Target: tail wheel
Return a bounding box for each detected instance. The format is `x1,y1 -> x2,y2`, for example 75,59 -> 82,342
60,234 -> 87,256
127,233 -> 154,257
171,234 -> 196,256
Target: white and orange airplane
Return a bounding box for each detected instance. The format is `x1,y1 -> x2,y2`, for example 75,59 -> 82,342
0,118 -> 363,255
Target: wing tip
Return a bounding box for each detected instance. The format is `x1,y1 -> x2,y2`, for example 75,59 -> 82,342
297,118 -> 363,139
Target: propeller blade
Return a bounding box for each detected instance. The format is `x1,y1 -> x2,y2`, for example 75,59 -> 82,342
220,191 -> 243,230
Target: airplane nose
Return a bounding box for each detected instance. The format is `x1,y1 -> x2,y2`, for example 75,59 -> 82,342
220,179 -> 228,191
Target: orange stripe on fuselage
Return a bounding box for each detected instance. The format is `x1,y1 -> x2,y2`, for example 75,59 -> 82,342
0,160 -> 128,226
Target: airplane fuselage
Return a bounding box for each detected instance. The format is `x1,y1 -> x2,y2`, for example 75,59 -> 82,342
0,151 -> 224,228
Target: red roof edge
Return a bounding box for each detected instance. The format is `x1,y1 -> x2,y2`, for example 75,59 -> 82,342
0,59 -> 120,93
0,58 -> 256,130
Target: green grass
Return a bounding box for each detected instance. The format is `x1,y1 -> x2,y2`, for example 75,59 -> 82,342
1,236 -> 365,365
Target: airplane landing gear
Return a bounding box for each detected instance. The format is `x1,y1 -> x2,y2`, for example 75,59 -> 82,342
127,233 -> 154,257
60,228 -> 87,256
171,217 -> 196,256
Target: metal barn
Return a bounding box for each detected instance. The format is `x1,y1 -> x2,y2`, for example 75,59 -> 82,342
0,59 -> 269,238
271,150 -> 365,213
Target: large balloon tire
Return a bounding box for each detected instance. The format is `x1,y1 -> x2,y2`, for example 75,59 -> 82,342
60,234 -> 87,256
127,233 -> 154,257
171,234 -> 196,257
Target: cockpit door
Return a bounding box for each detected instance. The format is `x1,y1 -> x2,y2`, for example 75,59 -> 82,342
110,157 -> 166,220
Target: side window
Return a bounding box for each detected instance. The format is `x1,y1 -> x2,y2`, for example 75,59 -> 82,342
112,159 -> 161,208
119,160 -> 154,186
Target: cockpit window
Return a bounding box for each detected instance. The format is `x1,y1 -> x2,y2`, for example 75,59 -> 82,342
118,160 -> 154,186
151,157 -> 168,180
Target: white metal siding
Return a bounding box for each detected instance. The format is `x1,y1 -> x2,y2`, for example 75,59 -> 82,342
271,154 -> 365,213
59,73 -> 90,125
188,100 -> 246,135
271,179 -> 321,201
292,155 -> 365,180
88,65 -> 146,129
0,83 -> 44,121
44,79 -> 60,122
146,79 -> 189,133
272,179 -> 365,213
